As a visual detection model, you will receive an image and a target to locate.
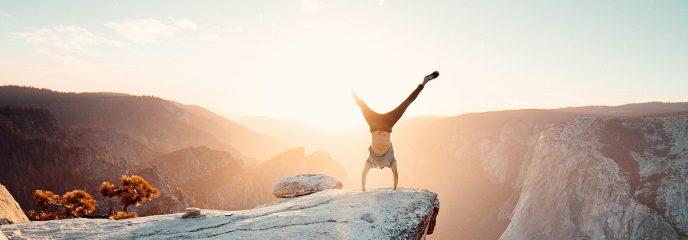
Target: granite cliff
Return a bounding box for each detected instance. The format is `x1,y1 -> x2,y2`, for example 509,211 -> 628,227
0,188 -> 440,240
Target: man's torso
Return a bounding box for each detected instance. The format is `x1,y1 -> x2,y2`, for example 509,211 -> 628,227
370,130 -> 392,155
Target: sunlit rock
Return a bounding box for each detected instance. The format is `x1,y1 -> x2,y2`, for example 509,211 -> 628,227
0,185 -> 28,225
273,174 -> 343,198
0,188 -> 440,239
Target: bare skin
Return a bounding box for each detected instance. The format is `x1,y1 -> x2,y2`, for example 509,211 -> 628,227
361,161 -> 399,191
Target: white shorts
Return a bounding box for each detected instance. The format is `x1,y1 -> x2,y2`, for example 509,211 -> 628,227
367,144 -> 396,169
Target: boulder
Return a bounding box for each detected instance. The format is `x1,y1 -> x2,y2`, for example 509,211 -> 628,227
0,185 -> 28,224
273,174 -> 342,198
181,207 -> 202,219
0,188 -> 440,239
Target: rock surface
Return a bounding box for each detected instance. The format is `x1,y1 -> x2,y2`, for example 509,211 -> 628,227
0,185 -> 28,225
0,188 -> 439,240
500,115 -> 688,239
273,174 -> 343,198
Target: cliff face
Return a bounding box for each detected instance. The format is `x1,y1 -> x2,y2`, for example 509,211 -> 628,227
0,188 -> 440,240
0,185 -> 28,225
391,106 -> 688,239
500,114 -> 688,239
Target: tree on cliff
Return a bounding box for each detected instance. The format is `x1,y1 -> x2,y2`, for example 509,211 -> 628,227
27,189 -> 97,220
61,190 -> 97,218
100,175 -> 160,219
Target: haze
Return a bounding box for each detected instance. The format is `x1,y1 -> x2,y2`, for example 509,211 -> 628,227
1,0 -> 687,130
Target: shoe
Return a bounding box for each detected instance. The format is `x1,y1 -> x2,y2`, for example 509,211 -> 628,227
424,71 -> 439,82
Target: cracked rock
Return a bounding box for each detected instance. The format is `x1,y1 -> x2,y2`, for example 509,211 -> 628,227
1,188 -> 440,239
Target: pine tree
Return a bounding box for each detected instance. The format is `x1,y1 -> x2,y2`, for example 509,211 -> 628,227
99,175 -> 160,219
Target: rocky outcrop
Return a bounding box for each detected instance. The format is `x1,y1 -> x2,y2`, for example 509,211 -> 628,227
0,188 -> 440,240
0,185 -> 28,225
273,174 -> 343,198
500,115 -> 688,239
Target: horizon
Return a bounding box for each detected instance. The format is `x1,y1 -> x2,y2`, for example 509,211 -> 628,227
2,1 -> 687,130
2,84 -> 687,131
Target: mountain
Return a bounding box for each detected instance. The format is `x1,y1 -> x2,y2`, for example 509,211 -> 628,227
0,188 -> 440,239
0,106 -> 194,216
0,86 -> 286,160
0,102 -> 349,219
3,85 -> 686,239
560,102 -> 688,117
390,105 -> 688,239
149,146 -> 263,210
500,114 -> 688,239
392,110 -> 588,239
67,127 -> 161,171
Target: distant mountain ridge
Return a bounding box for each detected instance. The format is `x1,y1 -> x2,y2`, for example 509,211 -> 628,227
0,85 -> 286,160
0,105 -> 194,216
559,101 -> 688,117
0,87 -> 349,219
2,85 -> 686,239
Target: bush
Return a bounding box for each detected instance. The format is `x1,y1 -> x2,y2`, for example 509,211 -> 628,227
61,190 -> 97,218
100,175 -> 160,219
27,189 -> 97,220
108,211 -> 139,220
33,190 -> 60,210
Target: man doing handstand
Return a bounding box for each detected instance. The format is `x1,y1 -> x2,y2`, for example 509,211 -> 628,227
353,71 -> 439,191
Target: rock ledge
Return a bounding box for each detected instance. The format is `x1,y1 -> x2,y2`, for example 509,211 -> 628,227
1,188 -> 439,240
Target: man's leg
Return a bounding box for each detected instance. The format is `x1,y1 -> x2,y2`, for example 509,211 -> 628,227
353,93 -> 380,126
385,71 -> 438,123
391,161 -> 398,190
384,84 -> 425,124
361,161 -> 372,191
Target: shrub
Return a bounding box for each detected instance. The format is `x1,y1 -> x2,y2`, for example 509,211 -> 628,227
108,211 -> 139,220
61,190 -> 97,218
100,175 -> 160,219
27,189 -> 97,220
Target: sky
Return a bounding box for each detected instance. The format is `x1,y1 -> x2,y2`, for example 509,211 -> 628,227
1,0 -> 687,130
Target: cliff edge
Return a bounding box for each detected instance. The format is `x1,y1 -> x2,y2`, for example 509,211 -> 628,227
1,188 -> 439,240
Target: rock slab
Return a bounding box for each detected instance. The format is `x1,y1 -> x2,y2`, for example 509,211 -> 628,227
0,185 -> 28,225
1,188 -> 439,240
500,117 -> 688,239
273,174 -> 343,198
